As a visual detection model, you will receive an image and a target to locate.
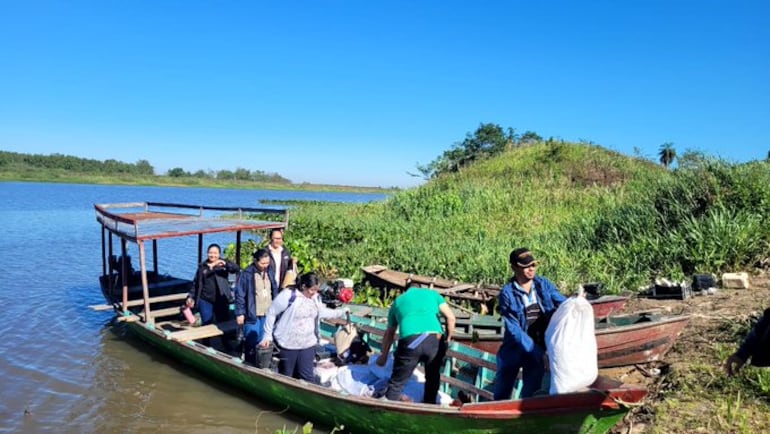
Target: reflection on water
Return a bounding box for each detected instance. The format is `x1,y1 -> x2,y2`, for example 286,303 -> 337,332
0,182 -> 382,433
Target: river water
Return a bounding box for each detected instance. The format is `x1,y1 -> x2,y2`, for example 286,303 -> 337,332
0,182 -> 386,434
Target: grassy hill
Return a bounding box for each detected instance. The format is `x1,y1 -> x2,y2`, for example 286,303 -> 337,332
288,141 -> 770,293
281,140 -> 770,433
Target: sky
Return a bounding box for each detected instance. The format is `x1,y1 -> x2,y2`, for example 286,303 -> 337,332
1,1 -> 768,188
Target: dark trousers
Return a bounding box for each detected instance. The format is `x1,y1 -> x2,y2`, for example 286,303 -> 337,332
277,345 -> 316,382
493,342 -> 545,400
385,333 -> 447,403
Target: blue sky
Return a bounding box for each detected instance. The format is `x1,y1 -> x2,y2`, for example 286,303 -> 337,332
1,1 -> 768,188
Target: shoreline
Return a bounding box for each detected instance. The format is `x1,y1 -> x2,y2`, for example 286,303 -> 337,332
0,175 -> 398,194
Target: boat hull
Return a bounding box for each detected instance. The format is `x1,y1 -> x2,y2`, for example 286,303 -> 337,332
346,305 -> 688,368
458,315 -> 690,368
126,321 -> 643,434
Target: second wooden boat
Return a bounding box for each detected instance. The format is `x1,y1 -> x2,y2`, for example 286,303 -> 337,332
362,264 -> 629,319
346,304 -> 689,368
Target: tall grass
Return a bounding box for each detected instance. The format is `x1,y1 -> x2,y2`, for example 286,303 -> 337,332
287,143 -> 770,294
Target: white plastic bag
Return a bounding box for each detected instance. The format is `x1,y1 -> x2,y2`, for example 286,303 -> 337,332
546,296 -> 598,394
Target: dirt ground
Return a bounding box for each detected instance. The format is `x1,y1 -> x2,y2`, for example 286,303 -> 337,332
605,271 -> 770,433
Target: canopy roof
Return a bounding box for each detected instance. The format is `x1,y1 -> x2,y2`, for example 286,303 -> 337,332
94,202 -> 288,242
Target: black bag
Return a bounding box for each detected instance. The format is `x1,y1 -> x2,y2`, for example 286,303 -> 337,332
692,274 -> 716,292
527,311 -> 554,349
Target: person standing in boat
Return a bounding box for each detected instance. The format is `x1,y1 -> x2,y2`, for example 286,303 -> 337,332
259,272 -> 348,381
494,248 -> 566,400
724,307 -> 770,376
235,248 -> 274,365
186,243 -> 240,327
375,282 -> 456,404
267,228 -> 297,294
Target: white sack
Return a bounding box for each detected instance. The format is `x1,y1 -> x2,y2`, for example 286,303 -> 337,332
546,296 -> 598,394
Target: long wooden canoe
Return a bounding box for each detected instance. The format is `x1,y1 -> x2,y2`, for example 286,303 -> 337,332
94,201 -> 647,433
120,311 -> 646,434
345,304 -> 689,368
362,264 -> 629,318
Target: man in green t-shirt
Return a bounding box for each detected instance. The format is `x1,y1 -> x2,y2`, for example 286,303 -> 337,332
375,285 -> 456,403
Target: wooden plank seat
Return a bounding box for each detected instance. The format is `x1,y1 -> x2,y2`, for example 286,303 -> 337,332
145,306 -> 184,319
163,319 -> 238,342
90,292 -> 190,312
440,374 -> 494,401
124,292 -> 189,308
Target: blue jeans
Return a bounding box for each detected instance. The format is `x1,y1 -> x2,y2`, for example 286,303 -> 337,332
244,316 -> 266,365
493,342 -> 545,400
197,297 -> 231,326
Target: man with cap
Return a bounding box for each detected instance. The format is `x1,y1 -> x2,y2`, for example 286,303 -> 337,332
494,247 -> 566,400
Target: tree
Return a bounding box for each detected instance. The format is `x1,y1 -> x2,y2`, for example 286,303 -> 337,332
234,168 -> 251,181
677,150 -> 710,170
415,122 -> 516,179
519,131 -> 542,144
167,167 -> 188,177
659,142 -> 677,168
135,159 -> 154,175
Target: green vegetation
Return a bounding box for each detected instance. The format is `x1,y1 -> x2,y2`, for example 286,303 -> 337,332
285,140 -> 770,295
653,311 -> 770,433
0,150 -> 394,193
414,122 -> 542,179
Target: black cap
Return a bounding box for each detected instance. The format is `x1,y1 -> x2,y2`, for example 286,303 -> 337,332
510,248 -> 537,267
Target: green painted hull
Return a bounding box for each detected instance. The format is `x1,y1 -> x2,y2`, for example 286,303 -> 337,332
127,322 -> 641,434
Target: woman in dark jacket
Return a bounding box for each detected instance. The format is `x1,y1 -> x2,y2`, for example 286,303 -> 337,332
235,248 -> 274,365
186,243 -> 240,326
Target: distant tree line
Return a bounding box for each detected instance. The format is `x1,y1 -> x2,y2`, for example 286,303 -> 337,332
414,123 -> 543,179
0,150 -> 154,175
0,150 -> 291,183
166,166 -> 290,184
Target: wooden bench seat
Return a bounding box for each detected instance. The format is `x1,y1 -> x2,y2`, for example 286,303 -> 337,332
164,319 -> 238,342
440,374 -> 494,401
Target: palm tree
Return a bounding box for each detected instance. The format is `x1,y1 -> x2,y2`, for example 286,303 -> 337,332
659,142 -> 677,168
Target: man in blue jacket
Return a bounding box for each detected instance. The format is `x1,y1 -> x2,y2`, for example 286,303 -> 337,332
494,248 -> 566,400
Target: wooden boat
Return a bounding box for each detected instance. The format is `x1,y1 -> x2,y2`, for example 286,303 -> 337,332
362,264 -> 630,318
92,201 -> 647,434
345,304 -> 689,368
